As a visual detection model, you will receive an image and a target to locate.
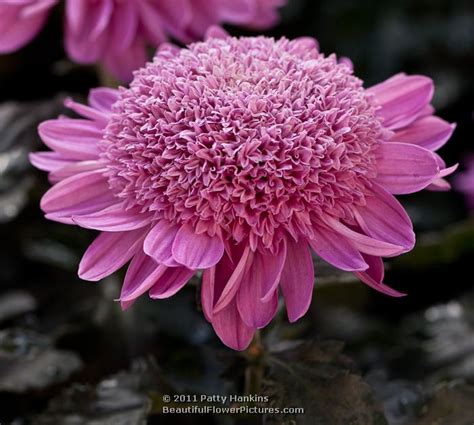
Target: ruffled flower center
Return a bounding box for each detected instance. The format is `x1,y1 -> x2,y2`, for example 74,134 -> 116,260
101,36 -> 384,251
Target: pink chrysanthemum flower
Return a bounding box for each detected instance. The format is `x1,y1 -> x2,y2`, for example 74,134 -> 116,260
0,0 -> 285,81
453,156 -> 474,211
31,32 -> 457,350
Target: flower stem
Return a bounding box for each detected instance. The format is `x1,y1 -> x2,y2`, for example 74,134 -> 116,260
244,330 -> 265,395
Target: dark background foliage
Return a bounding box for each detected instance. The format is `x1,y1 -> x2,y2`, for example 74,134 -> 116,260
0,0 -> 473,424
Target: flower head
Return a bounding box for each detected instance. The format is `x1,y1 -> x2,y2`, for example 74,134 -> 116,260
0,0 -> 285,81
31,32 -> 456,350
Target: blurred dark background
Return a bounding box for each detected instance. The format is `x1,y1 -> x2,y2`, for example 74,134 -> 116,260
0,0 -> 473,424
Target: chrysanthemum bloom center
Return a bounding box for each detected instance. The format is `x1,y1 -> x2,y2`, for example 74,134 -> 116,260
102,37 -> 384,252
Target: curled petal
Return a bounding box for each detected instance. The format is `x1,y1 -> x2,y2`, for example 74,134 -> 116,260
354,255 -> 406,297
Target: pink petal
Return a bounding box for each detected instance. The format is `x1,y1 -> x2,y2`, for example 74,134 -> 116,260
204,25 -> 230,40
309,225 -> 368,271
143,220 -> 180,267
172,224 -> 224,269
38,119 -> 102,160
156,42 -> 180,57
201,249 -> 236,321
259,240 -> 287,302
438,162 -> 459,179
338,56 -> 354,70
22,0 -> 58,17
88,87 -> 120,112
212,244 -> 253,314
49,160 -> 103,183
290,36 -> 319,54
120,251 -> 166,302
63,98 -> 109,124
29,152 -> 73,173
391,116 -> 456,151
72,204 -> 152,232
355,183 -> 415,254
40,170 -> 116,221
64,0 -> 87,33
241,0 -> 284,29
180,0 -> 219,38
0,2 -> 53,53
374,142 -> 439,194
368,74 -> 434,129
136,1 -> 167,44
354,255 -> 406,297
217,0 -> 255,22
149,266 -> 194,299
211,298 -> 254,351
427,178 -> 451,191
107,1 -> 138,53
236,247 -> 283,328
154,0 -> 192,34
64,0 -> 111,63
280,239 -> 314,322
79,228 -> 147,281
324,216 -> 405,257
